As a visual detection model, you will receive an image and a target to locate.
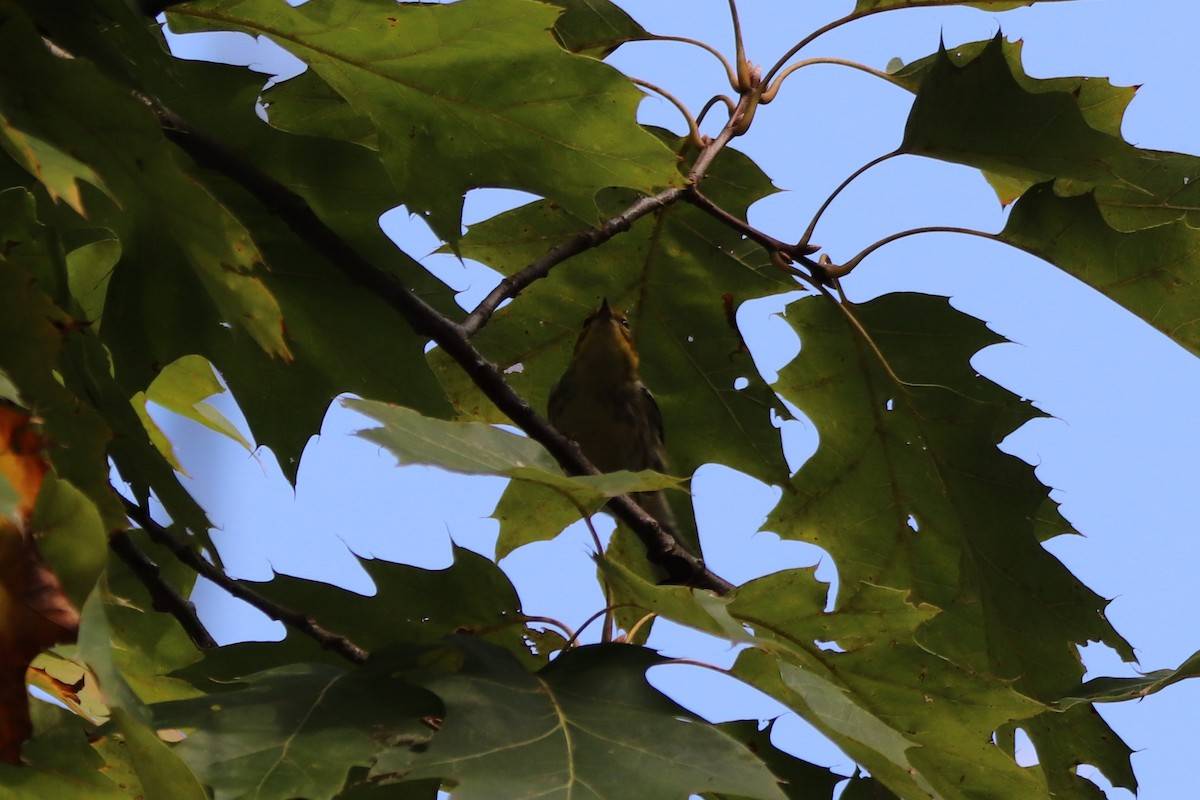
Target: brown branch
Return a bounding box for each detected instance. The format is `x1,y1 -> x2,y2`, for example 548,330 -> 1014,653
460,188 -> 684,337
120,496 -> 371,664
149,99 -> 735,593
691,188 -> 820,266
109,529 -> 217,650
461,93 -> 760,337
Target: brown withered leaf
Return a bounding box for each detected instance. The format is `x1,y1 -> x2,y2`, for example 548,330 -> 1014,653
0,405 -> 80,764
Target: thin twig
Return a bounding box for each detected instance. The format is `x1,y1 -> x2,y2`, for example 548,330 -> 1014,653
799,149 -> 900,247
460,188 -> 684,336
150,99 -> 735,593
460,92 -> 760,338
109,530 -> 217,650
643,34 -> 739,90
120,496 -> 371,664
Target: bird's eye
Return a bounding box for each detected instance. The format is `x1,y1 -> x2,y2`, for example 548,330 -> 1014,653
618,317 -> 630,329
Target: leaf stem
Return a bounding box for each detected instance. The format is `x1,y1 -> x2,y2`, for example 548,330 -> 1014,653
643,34 -> 739,90
839,225 -> 1003,275
800,149 -> 900,248
630,77 -> 703,147
684,188 -> 820,264
762,8 -> 896,90
120,496 -> 371,664
763,56 -> 905,104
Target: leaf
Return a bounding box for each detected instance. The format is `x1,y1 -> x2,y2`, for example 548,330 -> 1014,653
168,0 -> 679,244
901,36 -> 1138,195
0,704 -> 129,799
437,133 -> 792,553
154,661 -> 442,800
0,111 -> 113,216
349,399 -> 680,556
1057,649 -> 1200,708
79,45 -> 453,482
764,293 -> 1135,794
258,546 -> 530,662
546,0 -> 649,56
30,474 -> 107,611
0,11 -> 290,359
0,406 -> 79,764
492,467 -> 683,559
139,354 -> 251,452
728,571 -> 1052,799
99,528 -> 205,706
373,638 -> 789,800
712,719 -> 843,800
0,188 -> 123,528
999,184 -> 1200,358
64,234 -> 120,330
111,706 -> 210,800
897,35 -> 1200,230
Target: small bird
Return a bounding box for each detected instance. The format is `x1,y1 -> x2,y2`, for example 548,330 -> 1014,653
548,299 -> 677,535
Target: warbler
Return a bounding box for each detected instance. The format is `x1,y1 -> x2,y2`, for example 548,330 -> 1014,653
548,298 -> 677,536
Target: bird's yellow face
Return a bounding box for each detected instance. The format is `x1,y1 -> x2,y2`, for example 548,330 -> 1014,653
569,299 -> 640,382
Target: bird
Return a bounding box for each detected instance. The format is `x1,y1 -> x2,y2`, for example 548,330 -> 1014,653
548,298 -> 678,536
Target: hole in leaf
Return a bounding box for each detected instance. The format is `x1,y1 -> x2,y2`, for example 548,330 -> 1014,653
906,514 -> 919,533
733,376 -> 749,390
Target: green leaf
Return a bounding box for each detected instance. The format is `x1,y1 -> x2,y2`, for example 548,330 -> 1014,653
168,0 -> 679,244
153,662 -> 441,800
100,529 -> 205,705
30,475 -> 107,611
0,111 -> 113,216
712,719 -> 843,800
1057,649 -> 1200,708
111,706 -> 209,800
0,11 -> 290,359
261,547 -> 530,661
437,134 -> 791,553
1000,185 -> 1200,358
0,188 -> 123,527
493,468 -> 683,559
897,35 -> 1200,230
764,293 -> 1134,794
64,235 -> 119,330
348,399 -> 680,556
140,355 -> 251,451
373,639 -> 789,800
546,0 -> 648,56
900,36 -> 1138,196
0,705 -> 129,800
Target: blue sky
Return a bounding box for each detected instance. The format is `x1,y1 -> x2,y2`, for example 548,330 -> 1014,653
163,2 -> 1199,797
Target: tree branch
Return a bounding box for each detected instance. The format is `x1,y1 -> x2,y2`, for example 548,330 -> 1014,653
109,529 -> 217,650
120,496 -> 371,664
460,188 -> 683,336
685,188 -> 820,262
462,92 -> 759,337
149,99 -> 736,593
